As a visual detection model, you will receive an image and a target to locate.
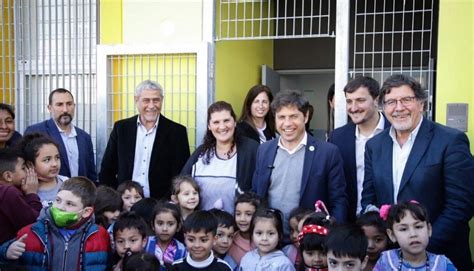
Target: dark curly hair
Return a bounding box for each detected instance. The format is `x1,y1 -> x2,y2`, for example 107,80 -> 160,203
200,101 -> 241,164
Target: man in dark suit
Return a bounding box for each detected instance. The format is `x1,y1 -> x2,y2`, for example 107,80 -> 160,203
99,80 -> 190,199
24,88 -> 97,181
252,90 -> 347,239
328,76 -> 390,222
361,74 -> 474,270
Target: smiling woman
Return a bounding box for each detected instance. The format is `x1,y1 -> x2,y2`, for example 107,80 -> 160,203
0,103 -> 22,149
181,101 -> 258,214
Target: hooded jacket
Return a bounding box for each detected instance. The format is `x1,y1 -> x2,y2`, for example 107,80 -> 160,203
0,207 -> 110,271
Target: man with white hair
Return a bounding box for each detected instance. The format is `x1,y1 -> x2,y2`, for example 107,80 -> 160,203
99,80 -> 190,199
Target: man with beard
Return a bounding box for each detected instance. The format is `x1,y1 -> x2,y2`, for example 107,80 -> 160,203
361,74 -> 474,270
24,88 -> 97,181
328,76 -> 390,222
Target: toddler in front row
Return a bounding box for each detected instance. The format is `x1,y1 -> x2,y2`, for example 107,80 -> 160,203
240,208 -> 295,271
374,201 -> 456,271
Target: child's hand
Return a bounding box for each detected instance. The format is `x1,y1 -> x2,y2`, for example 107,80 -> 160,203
6,234 -> 28,260
21,167 -> 38,195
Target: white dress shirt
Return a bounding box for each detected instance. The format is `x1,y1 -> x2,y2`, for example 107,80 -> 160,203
389,117 -> 423,202
132,116 -> 159,197
355,113 -> 385,213
56,122 -> 79,177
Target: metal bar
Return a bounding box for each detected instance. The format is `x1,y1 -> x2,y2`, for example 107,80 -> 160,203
362,0 -> 367,74
400,0 -> 406,70
335,0 -> 350,128
371,0 -> 377,77
380,0 -> 386,83
310,0 -> 313,35
352,0 -> 357,78
318,0 -> 321,34
390,0 -> 395,74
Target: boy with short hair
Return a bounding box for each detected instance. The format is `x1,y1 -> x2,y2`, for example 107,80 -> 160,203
0,176 -> 110,270
172,210 -> 232,271
325,224 -> 368,271
0,148 -> 41,244
113,212 -> 149,271
209,209 -> 237,270
117,181 -> 144,212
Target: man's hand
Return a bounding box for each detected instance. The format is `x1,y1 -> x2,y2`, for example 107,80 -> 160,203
6,234 -> 28,260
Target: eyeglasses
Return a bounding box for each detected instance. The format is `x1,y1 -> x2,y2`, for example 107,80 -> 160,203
383,96 -> 417,108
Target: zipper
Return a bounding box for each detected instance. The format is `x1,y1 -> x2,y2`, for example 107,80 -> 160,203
31,228 -> 49,267
62,240 -> 68,271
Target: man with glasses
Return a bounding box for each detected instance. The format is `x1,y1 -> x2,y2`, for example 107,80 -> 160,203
328,76 -> 390,222
361,74 -> 474,270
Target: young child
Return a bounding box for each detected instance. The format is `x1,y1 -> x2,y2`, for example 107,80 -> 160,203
228,191 -> 260,265
209,208 -> 238,270
113,212 -> 149,271
117,181 -> 144,212
283,207 -> 313,269
0,148 -> 41,244
172,210 -> 232,270
144,201 -> 186,270
374,201 -> 456,271
298,206 -> 335,271
17,133 -> 68,207
171,175 -> 200,220
0,176 -> 110,270
95,185 -> 123,229
240,208 -> 295,270
325,224 -> 368,271
122,252 -> 161,271
131,197 -> 158,235
356,211 -> 389,271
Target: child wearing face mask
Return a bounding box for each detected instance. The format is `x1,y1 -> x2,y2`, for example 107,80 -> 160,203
0,177 -> 110,270
17,133 -> 68,207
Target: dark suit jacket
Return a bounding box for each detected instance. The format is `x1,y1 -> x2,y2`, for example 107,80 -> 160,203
181,136 -> 258,193
328,114 -> 390,222
99,115 -> 190,199
236,121 -> 275,143
5,131 -> 22,148
361,118 -> 474,270
24,119 -> 97,181
252,134 -> 348,222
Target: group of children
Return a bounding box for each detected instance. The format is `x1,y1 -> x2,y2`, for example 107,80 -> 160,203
0,133 -> 458,270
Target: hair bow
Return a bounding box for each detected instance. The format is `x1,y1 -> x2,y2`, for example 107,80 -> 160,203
315,200 -> 331,221
379,204 -> 391,221
297,224 -> 329,242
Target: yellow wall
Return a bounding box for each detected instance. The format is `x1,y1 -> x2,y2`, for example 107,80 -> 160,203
436,0 -> 473,151
215,40 -> 273,116
0,0 -> 14,103
99,0 -> 123,44
436,0 -> 474,261
215,0 -> 274,115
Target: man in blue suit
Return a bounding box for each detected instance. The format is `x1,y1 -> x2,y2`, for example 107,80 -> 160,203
252,90 -> 347,239
328,76 -> 390,222
25,88 -> 97,181
361,74 -> 474,270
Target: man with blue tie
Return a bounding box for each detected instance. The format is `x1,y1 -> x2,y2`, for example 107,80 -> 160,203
361,74 -> 474,270
328,76 -> 390,222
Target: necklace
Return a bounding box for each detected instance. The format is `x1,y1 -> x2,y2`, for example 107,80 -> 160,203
397,249 -> 430,271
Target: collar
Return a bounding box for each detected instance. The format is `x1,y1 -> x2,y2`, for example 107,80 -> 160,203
278,132 -> 308,154
389,116 -> 423,145
355,112 -> 385,139
136,115 -> 160,129
54,119 -> 77,136
186,250 -> 214,268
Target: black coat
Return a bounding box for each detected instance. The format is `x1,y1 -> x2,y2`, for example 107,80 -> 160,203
99,115 -> 190,199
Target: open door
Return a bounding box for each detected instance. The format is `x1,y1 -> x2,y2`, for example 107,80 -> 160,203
262,65 -> 280,94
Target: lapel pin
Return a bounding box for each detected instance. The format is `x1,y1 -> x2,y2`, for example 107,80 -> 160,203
309,146 -> 315,152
